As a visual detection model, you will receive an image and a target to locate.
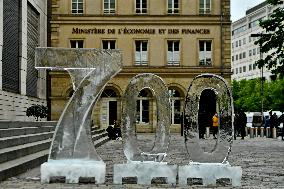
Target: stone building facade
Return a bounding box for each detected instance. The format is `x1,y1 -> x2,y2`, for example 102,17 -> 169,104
49,0 -> 231,132
0,0 -> 47,120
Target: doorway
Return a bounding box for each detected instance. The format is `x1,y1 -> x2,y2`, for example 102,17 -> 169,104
108,100 -> 117,126
198,89 -> 216,138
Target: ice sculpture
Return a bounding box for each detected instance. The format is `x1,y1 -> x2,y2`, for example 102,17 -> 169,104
35,48 -> 122,183
179,74 -> 242,186
183,74 -> 233,163
113,73 -> 177,185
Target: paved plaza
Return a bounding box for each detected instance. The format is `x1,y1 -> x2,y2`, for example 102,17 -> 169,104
0,134 -> 284,189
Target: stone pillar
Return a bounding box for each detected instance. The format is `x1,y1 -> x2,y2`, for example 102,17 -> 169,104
206,127 -> 210,138
272,128 -> 277,139
266,127 -> 270,138
250,128 -> 254,138
260,127 -> 264,137
255,127 -> 258,137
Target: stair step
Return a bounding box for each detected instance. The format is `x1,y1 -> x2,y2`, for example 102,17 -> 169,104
0,139 -> 51,164
0,121 -> 57,129
0,150 -> 49,181
0,132 -> 54,149
94,136 -> 109,148
0,126 -> 55,138
91,128 -> 105,135
92,125 -> 100,130
92,132 -> 108,141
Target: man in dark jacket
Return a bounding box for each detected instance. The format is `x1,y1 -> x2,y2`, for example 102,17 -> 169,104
269,111 -> 278,138
278,114 -> 284,140
239,111 -> 247,139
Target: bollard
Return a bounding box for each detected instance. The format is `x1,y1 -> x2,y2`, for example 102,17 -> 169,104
260,127 -> 264,137
255,127 -> 258,137
266,127 -> 270,138
272,127 -> 277,139
206,127 -> 210,138
250,127 -> 254,138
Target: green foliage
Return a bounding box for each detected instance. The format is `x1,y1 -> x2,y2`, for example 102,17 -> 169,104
254,0 -> 284,76
232,78 -> 284,112
26,104 -> 48,121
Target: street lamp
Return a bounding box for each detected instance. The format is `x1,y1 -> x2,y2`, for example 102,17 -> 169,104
250,33 -> 265,123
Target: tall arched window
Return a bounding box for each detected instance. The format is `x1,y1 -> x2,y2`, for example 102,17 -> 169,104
101,88 -> 118,97
136,88 -> 152,124
169,87 -> 182,124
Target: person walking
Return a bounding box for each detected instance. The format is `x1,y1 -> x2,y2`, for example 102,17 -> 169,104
239,111 -> 247,139
212,112 -> 219,139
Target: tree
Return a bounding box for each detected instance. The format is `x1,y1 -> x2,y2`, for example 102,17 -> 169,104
232,78 -> 284,112
255,0 -> 284,76
26,104 -> 48,121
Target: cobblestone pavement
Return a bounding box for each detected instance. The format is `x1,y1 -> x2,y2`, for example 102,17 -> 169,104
1,134 -> 284,189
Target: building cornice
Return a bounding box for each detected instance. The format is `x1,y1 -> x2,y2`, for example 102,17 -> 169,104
49,67 -> 232,77
51,14 -> 231,25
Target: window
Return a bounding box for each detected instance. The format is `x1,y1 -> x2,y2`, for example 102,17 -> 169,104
168,0 -> 179,14
236,54 -> 238,60
236,68 -> 238,74
239,40 -> 241,46
249,50 -> 252,56
199,0 -> 211,14
136,89 -> 151,124
101,88 -> 118,97
243,38 -> 246,45
232,43 -> 234,49
167,40 -> 180,65
199,41 -> 212,66
136,0 -> 147,14
232,56 -> 234,61
71,0 -> 83,14
239,67 -> 242,73
104,0 -> 115,14
235,41 -> 238,47
249,64 -> 252,71
102,40 -> 116,49
169,88 -> 182,124
243,66 -> 246,72
253,48 -> 256,55
135,40 -> 148,65
239,53 -> 242,59
243,52 -> 246,58
253,63 -> 256,70
257,47 -> 260,54
70,40 -> 84,48
232,25 -> 246,36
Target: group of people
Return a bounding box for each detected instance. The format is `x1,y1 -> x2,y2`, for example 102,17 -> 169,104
265,111 -> 284,139
106,120 -> 121,140
234,110 -> 247,140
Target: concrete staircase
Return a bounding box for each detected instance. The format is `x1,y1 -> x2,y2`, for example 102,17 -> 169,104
91,125 -> 109,148
0,122 -> 109,181
0,121 -> 56,181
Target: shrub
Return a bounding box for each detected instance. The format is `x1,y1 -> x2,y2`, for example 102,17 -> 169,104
26,104 -> 48,121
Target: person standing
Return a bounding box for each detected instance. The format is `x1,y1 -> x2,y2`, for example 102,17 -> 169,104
212,112 -> 219,139
269,111 -> 277,138
239,111 -> 247,139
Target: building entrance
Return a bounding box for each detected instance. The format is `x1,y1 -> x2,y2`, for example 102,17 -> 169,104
198,89 -> 216,138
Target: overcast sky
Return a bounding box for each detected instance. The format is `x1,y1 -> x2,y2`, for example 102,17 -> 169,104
231,0 -> 266,21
